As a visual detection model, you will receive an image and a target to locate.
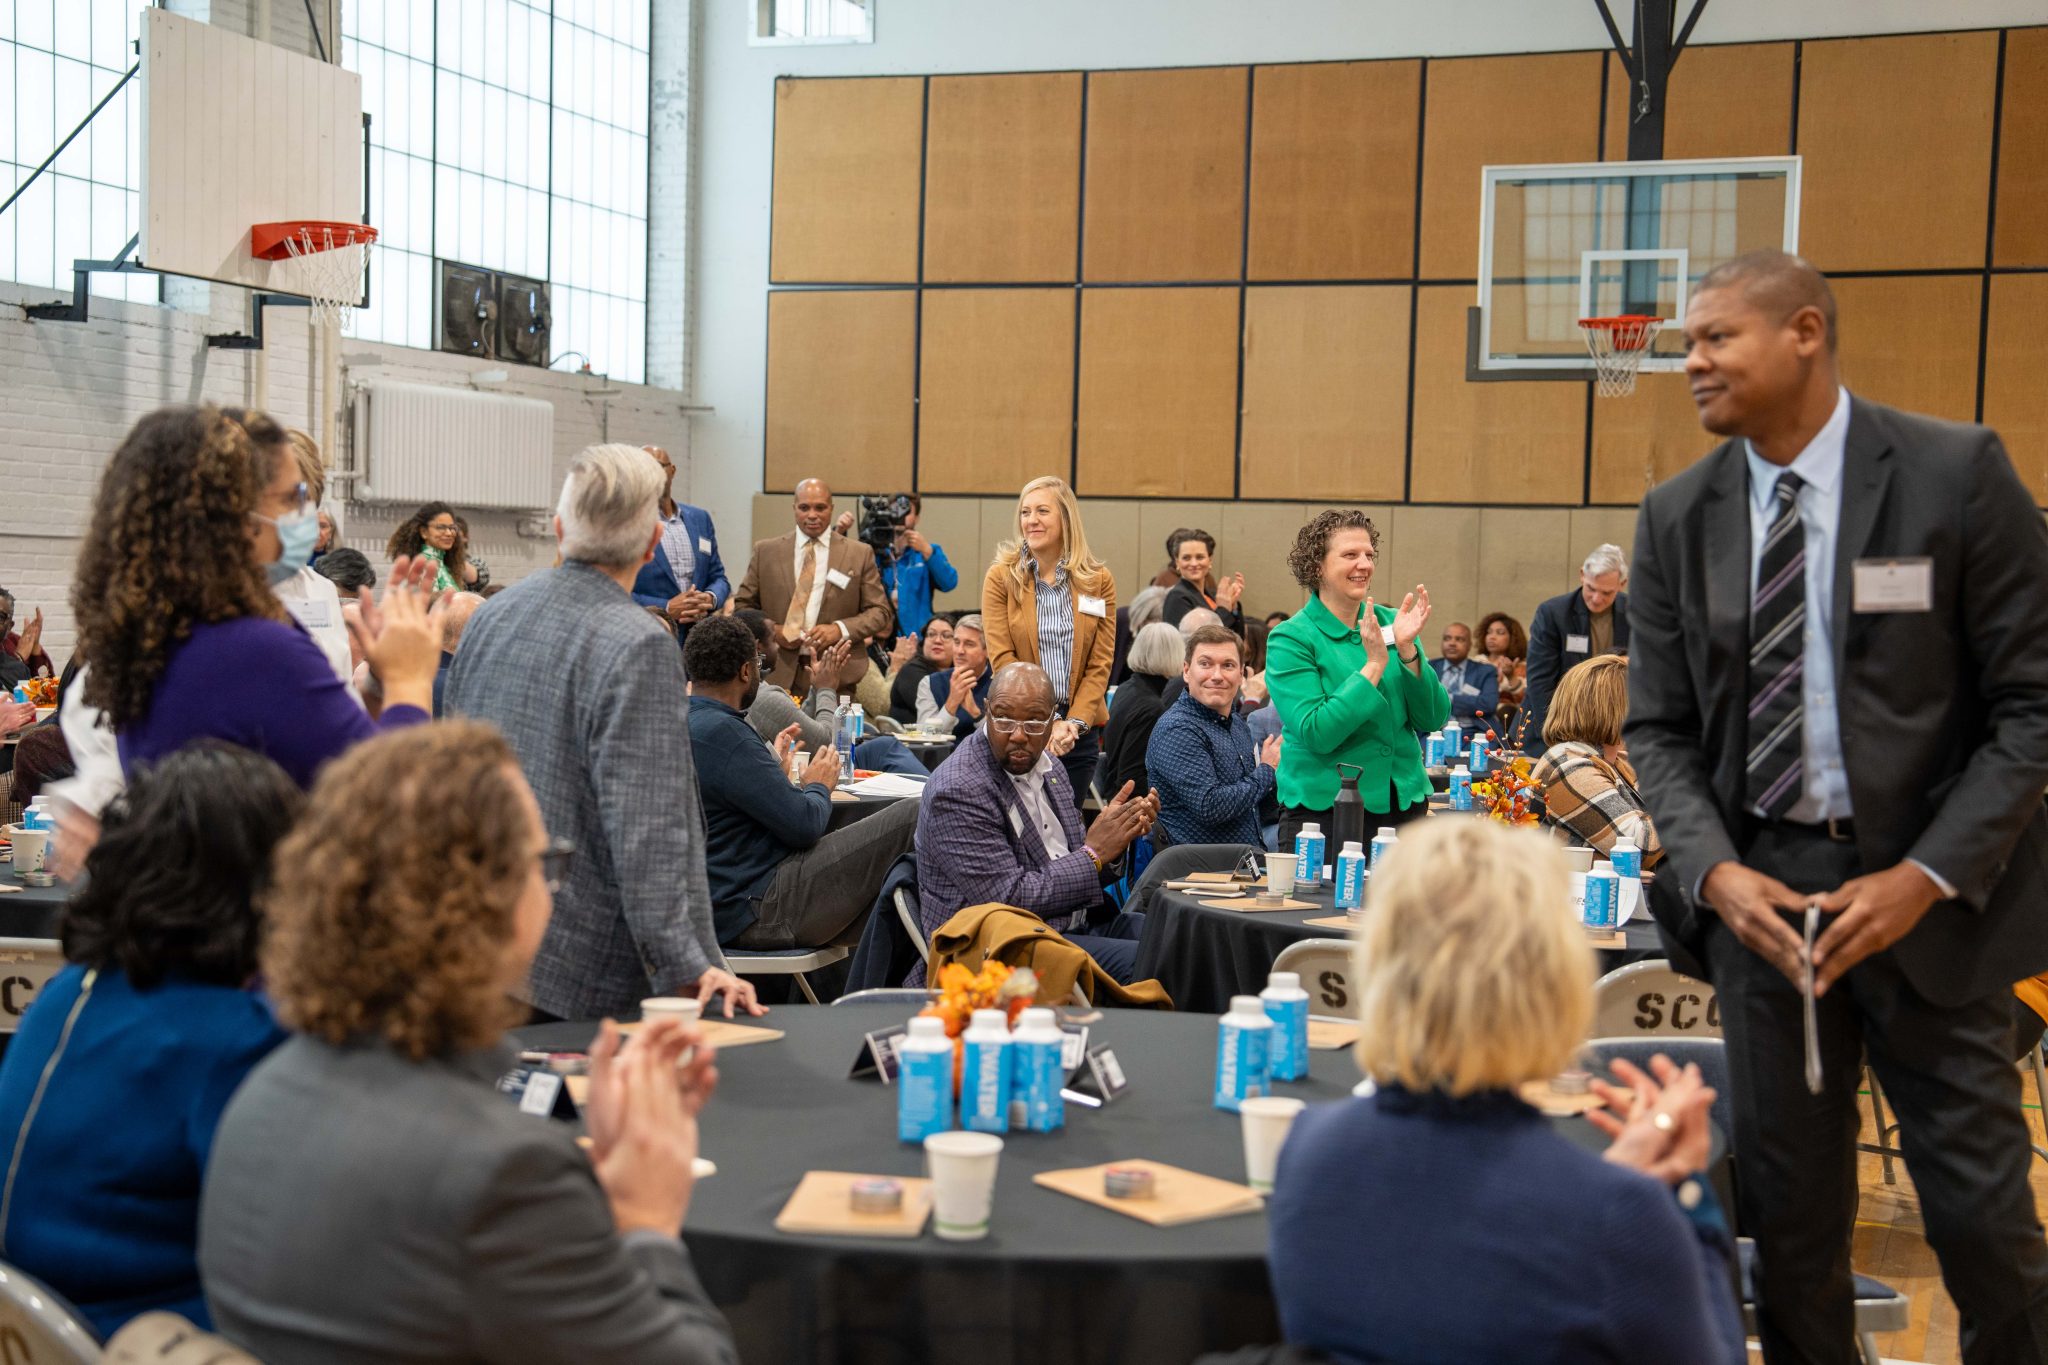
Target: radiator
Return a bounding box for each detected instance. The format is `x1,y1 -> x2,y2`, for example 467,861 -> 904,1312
350,381 -> 557,511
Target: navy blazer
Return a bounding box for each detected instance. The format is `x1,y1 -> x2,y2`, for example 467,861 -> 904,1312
1519,587 -> 1630,756
1431,656 -> 1500,729
631,504 -> 730,627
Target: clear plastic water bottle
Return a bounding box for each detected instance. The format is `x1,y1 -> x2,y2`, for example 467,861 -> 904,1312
837,708 -> 858,782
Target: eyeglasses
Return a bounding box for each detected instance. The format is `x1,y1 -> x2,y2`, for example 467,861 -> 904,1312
539,838 -> 575,893
426,522 -> 459,535
989,716 -> 1052,736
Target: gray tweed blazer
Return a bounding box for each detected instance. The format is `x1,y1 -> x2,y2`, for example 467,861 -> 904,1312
445,562 -> 720,1017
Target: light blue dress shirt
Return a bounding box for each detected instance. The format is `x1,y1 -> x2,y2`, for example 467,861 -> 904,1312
1744,388 -> 1952,893
1744,386 -> 1852,825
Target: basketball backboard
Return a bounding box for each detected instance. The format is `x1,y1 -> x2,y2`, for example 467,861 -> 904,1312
1474,155 -> 1801,376
138,8 -> 366,304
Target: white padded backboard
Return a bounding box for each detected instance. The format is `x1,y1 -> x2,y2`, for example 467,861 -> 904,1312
139,9 -> 365,302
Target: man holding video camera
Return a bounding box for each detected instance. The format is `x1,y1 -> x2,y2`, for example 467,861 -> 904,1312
859,493 -> 957,640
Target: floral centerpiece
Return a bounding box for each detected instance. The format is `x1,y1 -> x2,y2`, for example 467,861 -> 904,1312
918,961 -> 1042,1090
1470,733 -> 1543,827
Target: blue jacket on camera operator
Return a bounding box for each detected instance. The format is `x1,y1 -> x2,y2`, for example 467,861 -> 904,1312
864,494 -> 957,638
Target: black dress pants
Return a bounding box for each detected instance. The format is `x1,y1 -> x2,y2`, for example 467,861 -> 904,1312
1706,820 -> 2048,1365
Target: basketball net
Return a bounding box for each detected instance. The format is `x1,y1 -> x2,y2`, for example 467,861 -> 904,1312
1579,315 -> 1663,398
252,221 -> 378,331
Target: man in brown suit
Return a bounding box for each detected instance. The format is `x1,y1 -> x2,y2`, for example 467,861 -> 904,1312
735,479 -> 892,691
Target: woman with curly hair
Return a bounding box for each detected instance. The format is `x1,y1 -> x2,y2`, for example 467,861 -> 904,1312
387,501 -> 489,594
0,743 -> 300,1338
982,475 -> 1117,806
200,723 -> 738,1364
1475,610 -> 1529,736
69,405 -> 440,791
1265,509 -> 1449,852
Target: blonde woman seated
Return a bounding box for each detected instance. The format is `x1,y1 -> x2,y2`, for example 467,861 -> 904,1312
1529,654 -> 1664,869
1266,819 -> 1741,1365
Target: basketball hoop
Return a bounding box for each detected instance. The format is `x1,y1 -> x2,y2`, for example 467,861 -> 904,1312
251,220 -> 378,330
1579,315 -> 1663,398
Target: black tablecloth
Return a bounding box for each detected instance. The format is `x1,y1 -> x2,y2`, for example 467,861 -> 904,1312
828,790 -> 916,830
0,869 -> 69,939
1136,881 -> 1666,1016
516,1004 -> 1639,1364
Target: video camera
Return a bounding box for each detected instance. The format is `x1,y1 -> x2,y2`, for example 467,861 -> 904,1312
857,492 -> 915,564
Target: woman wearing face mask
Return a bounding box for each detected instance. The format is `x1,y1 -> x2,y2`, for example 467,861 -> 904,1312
267,427 -> 354,688
70,405 -> 441,791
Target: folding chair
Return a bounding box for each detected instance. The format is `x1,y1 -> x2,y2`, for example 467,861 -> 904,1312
894,885 -> 931,970
1737,1239 -> 1907,1365
834,987 -> 932,1007
0,1259 -> 99,1363
1590,958 -> 1721,1039
1272,938 -> 1357,1020
722,945 -> 849,1005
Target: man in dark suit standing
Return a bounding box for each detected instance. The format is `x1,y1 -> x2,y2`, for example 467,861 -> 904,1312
1517,544 -> 1629,756
734,478 -> 893,692
1627,250 -> 2048,1364
631,444 -> 729,646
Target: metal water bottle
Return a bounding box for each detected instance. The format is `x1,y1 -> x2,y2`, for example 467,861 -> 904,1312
1331,762 -> 1366,860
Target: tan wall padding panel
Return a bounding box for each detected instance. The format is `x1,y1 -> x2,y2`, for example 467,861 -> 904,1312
1409,286 -> 1588,504
917,289 -> 1076,495
1246,61 -> 1422,281
1603,43 -> 1794,159
1076,287 -> 1241,497
1590,373 -> 1720,503
1239,286 -> 1410,501
770,77 -> 926,284
1996,28 -> 2048,268
1831,274 -> 1983,424
1082,67 -> 1249,282
764,290 -> 917,493
1418,52 -> 1604,280
923,73 -> 1083,283
1984,272 -> 2048,501
1797,32 -> 1999,272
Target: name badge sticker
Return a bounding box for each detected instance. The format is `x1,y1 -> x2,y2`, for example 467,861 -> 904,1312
1458,682 -> 1480,697
1077,594 -> 1108,619
495,1066 -> 578,1120
1852,557 -> 1934,614
825,568 -> 852,590
286,597 -> 335,631
1565,633 -> 1591,653
698,536 -> 713,554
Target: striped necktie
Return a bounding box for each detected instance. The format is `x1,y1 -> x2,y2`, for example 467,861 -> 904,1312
1746,471 -> 1807,817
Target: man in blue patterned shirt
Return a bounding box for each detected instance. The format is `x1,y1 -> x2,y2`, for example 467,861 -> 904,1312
1146,625 -> 1281,848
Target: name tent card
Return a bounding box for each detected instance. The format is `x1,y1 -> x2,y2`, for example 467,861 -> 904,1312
496,1066 -> 579,1121
1064,1044 -> 1130,1106
1059,1024 -> 1090,1073
849,1023 -> 909,1083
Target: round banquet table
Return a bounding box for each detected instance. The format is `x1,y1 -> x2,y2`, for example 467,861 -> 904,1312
1135,879 -> 1666,1016
827,788 -> 919,830
0,868 -> 69,938
513,1003 -> 1650,1365
893,733 -> 957,772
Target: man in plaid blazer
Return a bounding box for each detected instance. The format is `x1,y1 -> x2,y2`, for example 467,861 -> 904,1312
447,444 -> 759,1021
912,663 -> 1157,987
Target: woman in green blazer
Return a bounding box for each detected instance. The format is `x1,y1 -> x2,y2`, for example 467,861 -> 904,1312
1265,509 -> 1450,851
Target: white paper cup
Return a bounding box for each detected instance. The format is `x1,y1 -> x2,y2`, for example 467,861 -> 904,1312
1240,1095 -> 1306,1194
1263,851 -> 1296,898
8,826 -> 49,875
924,1130 -> 1003,1241
1561,846 -> 1596,874
639,997 -> 702,1026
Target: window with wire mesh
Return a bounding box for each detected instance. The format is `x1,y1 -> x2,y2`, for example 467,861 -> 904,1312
0,1 -> 154,303
344,0 -> 651,382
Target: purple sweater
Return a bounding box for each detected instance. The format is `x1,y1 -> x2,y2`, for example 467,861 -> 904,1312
118,617 -> 426,789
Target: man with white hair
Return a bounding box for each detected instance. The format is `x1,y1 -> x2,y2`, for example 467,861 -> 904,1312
1518,543 -> 1631,758
431,591 -> 486,718
446,443 -> 760,1021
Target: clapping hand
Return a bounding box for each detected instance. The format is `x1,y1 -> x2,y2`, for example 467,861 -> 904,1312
1216,572 -> 1245,610
1083,780 -> 1159,863
888,635 -> 918,671
803,742 -> 843,791
589,1017 -> 720,1235
833,511 -> 856,538
1358,598 -> 1390,683
350,557 -> 443,695
809,639 -> 853,691
1590,1054 -> 1715,1188
770,723 -> 803,768
0,699 -> 32,735
1259,734 -> 1283,769
1390,585 -> 1431,657
14,607 -> 42,663
804,624 -> 843,653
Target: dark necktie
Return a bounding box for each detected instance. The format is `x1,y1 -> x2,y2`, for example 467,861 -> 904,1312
1747,471 -> 1807,817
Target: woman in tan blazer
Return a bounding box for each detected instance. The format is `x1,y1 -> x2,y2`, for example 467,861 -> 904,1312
983,476 -> 1118,809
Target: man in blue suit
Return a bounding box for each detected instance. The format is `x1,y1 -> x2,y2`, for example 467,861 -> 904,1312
631,444 -> 729,646
1430,621 -> 1498,733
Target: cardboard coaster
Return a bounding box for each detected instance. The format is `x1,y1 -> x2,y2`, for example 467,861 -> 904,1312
1035,1159 -> 1263,1227
775,1171 -> 934,1238
1201,896 -> 1313,913
1584,929 -> 1626,950
1300,914 -> 1353,930
830,790 -> 859,803
1180,871 -> 1238,884
1519,1078 -> 1633,1117
1307,1019 -> 1361,1050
